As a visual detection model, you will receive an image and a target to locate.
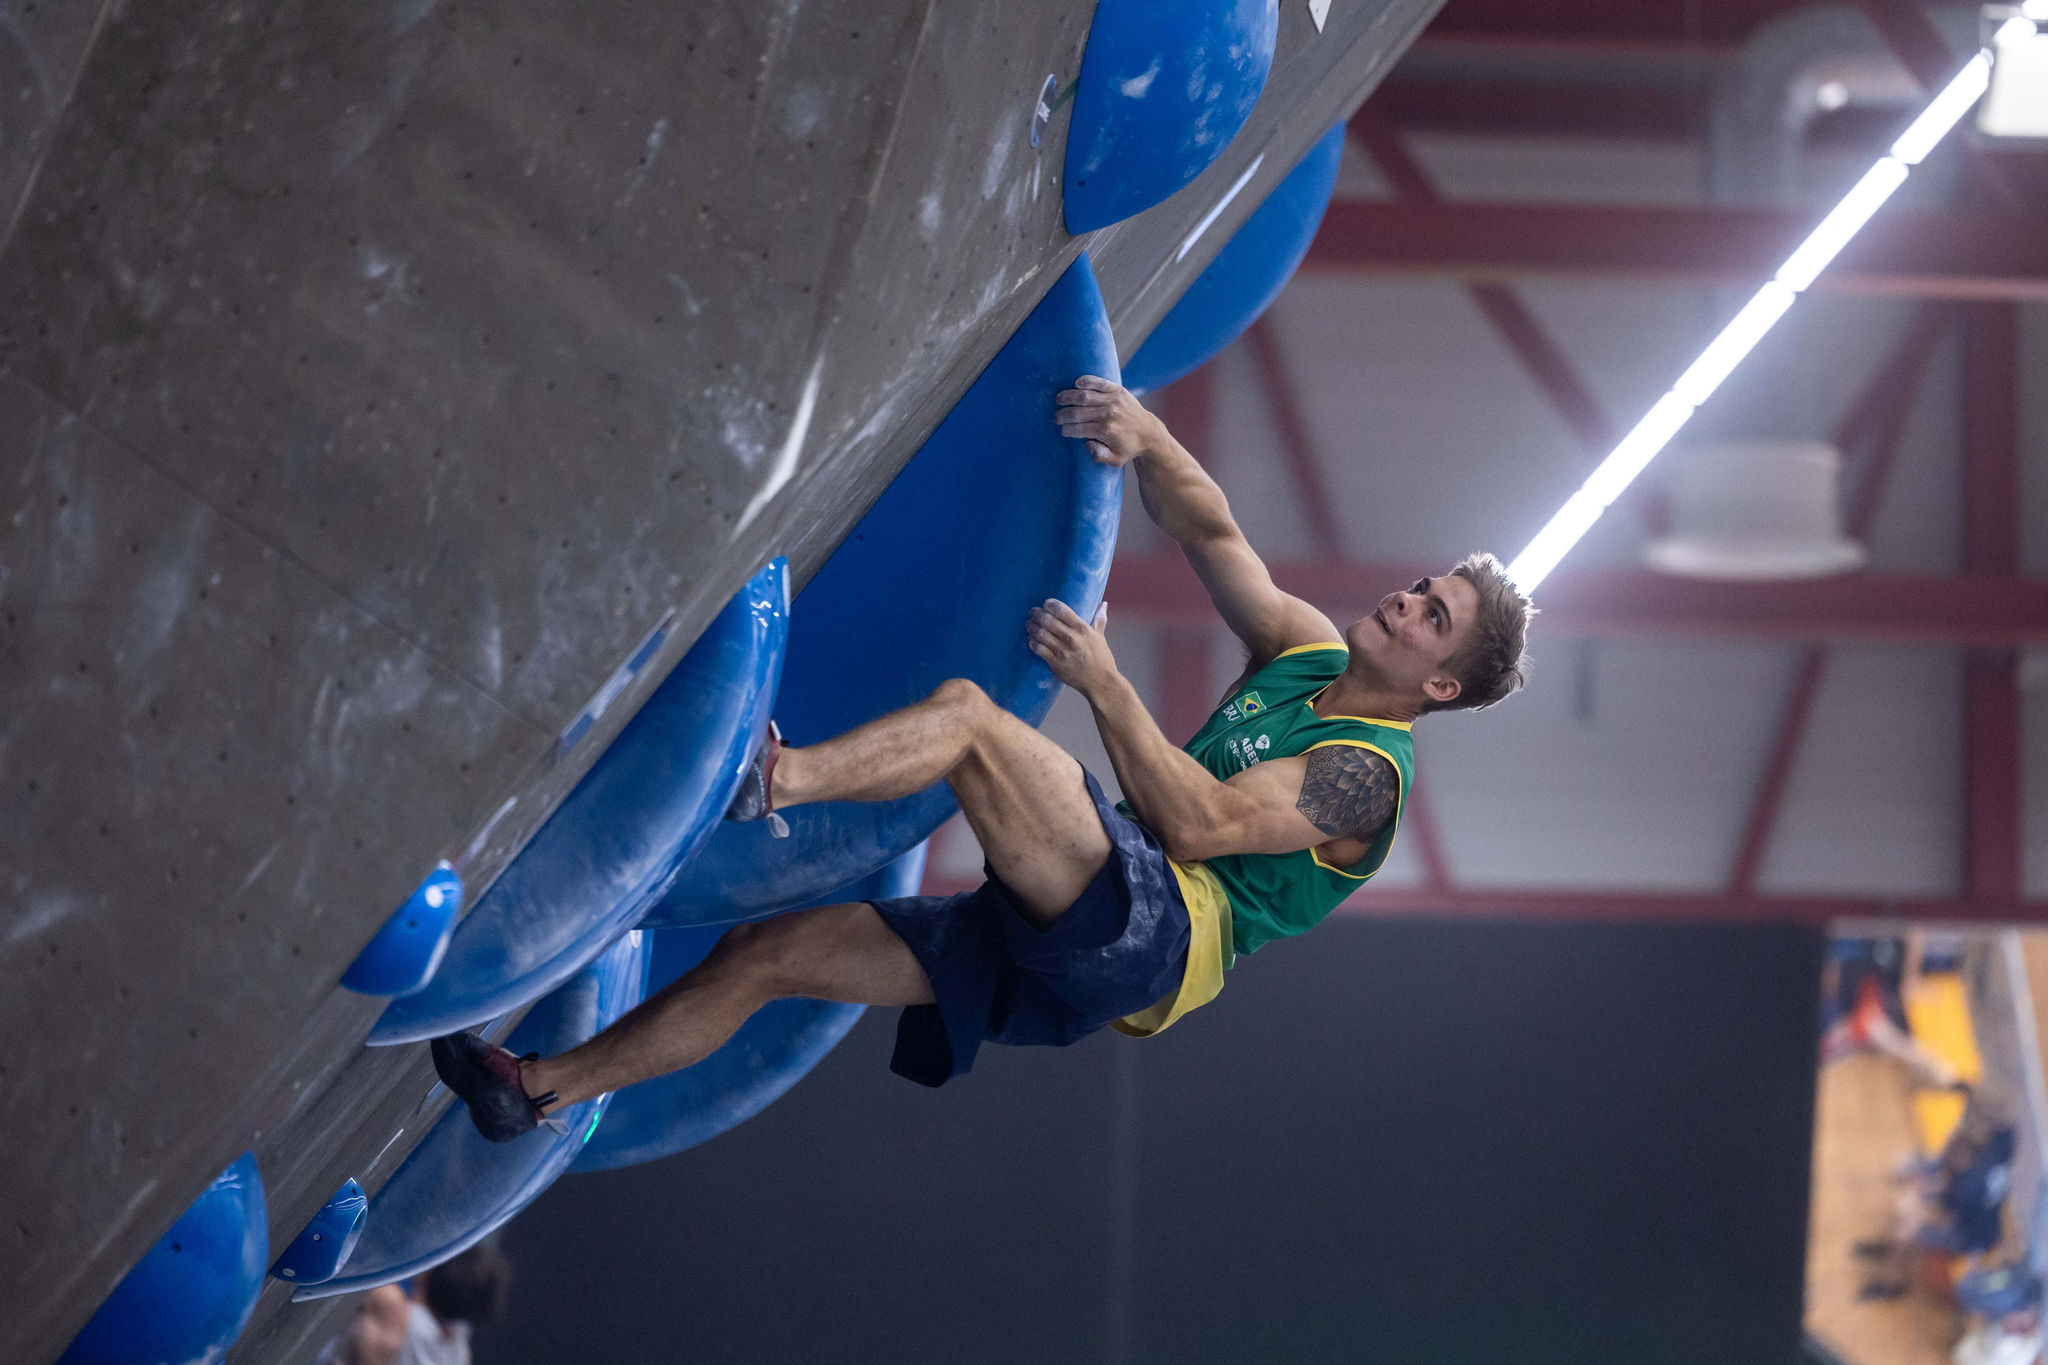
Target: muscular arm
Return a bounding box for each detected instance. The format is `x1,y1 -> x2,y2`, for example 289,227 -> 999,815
1081,665 -> 1257,861
1028,603 -> 1396,864
1292,746 -> 1401,844
1056,376 -> 1338,666
1133,444 -> 1341,666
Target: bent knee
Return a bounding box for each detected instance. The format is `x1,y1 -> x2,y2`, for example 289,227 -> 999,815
707,905 -> 859,996
706,916 -> 800,978
931,676 -> 995,720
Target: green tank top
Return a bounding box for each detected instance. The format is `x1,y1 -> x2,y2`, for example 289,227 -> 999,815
1161,643 -> 1415,957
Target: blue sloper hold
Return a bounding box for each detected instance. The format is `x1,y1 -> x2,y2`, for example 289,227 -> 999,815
367,560 -> 789,1044
269,1178 -> 368,1286
1122,122 -> 1345,394
58,1153 -> 267,1365
294,930 -> 648,1301
1062,0 -> 1279,234
340,863 -> 464,998
571,841 -> 929,1174
640,254 -> 1122,929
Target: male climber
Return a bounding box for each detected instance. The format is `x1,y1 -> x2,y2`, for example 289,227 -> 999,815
434,375 -> 1534,1138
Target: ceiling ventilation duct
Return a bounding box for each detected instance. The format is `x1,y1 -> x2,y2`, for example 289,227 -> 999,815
1645,440 -> 1865,580
1632,6 -> 1969,584
1707,5 -> 1934,207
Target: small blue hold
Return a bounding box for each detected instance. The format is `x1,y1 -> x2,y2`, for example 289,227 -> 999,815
1122,122 -> 1345,393
270,1178 -> 368,1286
341,862 -> 464,997
58,1153 -> 267,1365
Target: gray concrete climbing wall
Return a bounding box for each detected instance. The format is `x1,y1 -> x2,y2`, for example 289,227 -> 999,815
0,1 -> 1438,1360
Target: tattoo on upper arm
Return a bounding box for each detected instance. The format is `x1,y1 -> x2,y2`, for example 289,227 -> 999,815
1296,746 -> 1398,841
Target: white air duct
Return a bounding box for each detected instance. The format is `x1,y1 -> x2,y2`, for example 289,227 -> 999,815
1708,5 -> 1934,208
1645,440 -> 1865,580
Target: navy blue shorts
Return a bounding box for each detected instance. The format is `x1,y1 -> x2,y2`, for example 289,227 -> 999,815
870,770 -> 1191,1087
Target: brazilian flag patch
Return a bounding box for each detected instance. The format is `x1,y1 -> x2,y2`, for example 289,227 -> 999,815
1238,691 -> 1265,716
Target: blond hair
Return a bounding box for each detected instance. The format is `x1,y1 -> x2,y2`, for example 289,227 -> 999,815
1427,552 -> 1534,714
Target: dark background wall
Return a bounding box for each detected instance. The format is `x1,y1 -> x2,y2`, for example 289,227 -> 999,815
484,917 -> 1823,1365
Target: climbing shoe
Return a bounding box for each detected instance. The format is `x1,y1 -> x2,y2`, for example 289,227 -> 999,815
431,1032 -> 558,1143
724,720 -> 789,838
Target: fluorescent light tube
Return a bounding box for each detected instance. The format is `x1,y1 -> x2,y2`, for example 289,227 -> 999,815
1501,40 -> 1999,593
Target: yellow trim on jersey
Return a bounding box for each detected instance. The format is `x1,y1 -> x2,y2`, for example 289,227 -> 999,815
1304,682 -> 1414,730
1316,712 -> 1413,731
1300,738 -> 1405,879
1274,641 -> 1348,659
1114,859 -> 1233,1037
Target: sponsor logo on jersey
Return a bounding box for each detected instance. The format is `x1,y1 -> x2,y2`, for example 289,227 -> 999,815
1226,733 -> 1273,770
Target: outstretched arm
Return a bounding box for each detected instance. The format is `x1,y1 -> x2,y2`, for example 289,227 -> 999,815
1056,376 -> 1339,669
1027,602 -> 1394,863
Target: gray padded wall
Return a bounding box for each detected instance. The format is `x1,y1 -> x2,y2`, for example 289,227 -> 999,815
0,1 -> 1438,1360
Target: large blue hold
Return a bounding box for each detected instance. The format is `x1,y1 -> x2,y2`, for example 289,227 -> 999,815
58,1153 -> 267,1365
1063,0 -> 1278,234
295,931 -> 648,1300
641,254 -> 1121,928
368,561 -> 788,1043
1122,123 -> 1345,393
573,842 -> 928,1174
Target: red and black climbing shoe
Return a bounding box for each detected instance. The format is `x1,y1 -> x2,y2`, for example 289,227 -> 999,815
431,1032 -> 558,1143
723,720 -> 789,838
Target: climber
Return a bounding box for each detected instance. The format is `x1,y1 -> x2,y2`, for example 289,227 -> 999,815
435,375 -> 1534,1137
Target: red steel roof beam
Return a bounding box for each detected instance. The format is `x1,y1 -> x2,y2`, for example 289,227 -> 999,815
1398,778 -> 1455,893
1965,306 -> 2022,583
1371,78 -> 1710,144
1464,284 -> 1619,452
1303,201 -> 2048,300
1726,652 -> 1832,896
1154,366 -> 1216,470
1146,370 -> 1224,755
1856,0 -> 2028,213
1348,109 -> 1620,453
1839,308 -> 1957,535
1421,0 -> 1860,49
1371,76 -> 1905,148
1347,104 -> 1438,200
1724,306 -> 1954,894
1855,0 -> 1966,88
1242,316 -> 1349,560
1406,32 -> 1743,61
1963,303 -> 2023,910
1155,628 -> 1218,748
1146,369 -> 1224,828
1966,657 -> 2024,910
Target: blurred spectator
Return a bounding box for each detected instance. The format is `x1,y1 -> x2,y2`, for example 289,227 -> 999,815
315,1242 -> 512,1365
1857,1104 -> 2016,1300
1820,935 -> 1964,1090
1952,1263 -> 2043,1365
1823,937 -> 1910,1037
